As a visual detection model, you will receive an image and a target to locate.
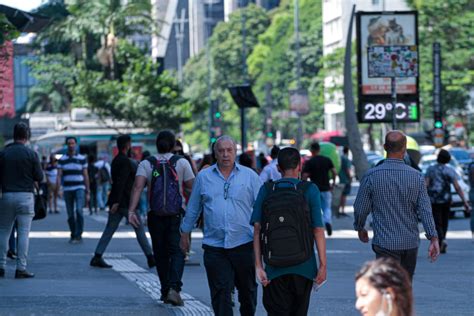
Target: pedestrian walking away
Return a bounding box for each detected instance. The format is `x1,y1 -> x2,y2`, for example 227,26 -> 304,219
302,142 -> 337,236
338,146 -> 352,217
0,123 -> 43,278
128,130 -> 195,307
56,137 -> 90,244
90,135 -> 155,269
251,147 -> 327,316
425,149 -> 470,253
469,161 -> 474,241
354,131 -> 439,280
259,145 -> 282,183
95,156 -> 111,211
355,257 -> 414,316
180,135 -> 262,316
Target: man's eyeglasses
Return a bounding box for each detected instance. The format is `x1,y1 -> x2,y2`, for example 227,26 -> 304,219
224,182 -> 230,200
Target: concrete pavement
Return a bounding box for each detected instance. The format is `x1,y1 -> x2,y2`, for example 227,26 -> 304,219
1,191 -> 473,315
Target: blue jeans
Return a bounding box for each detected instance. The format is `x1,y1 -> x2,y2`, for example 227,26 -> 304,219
0,192 -> 34,271
64,189 -> 85,239
97,183 -> 109,209
9,222 -> 17,252
470,189 -> 474,232
138,188 -> 148,217
147,213 -> 184,296
95,208 -> 152,256
320,191 -> 333,224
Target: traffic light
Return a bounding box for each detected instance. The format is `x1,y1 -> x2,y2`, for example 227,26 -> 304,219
214,111 -> 222,119
434,120 -> 443,128
266,131 -> 273,138
210,137 -> 217,143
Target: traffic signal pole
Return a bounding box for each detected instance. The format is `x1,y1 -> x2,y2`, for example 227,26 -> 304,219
391,77 -> 397,130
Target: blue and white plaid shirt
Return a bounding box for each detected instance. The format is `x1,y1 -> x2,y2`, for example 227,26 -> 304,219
354,159 -> 438,250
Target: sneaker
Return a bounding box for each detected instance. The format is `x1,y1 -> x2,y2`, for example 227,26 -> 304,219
7,250 -> 17,260
15,270 -> 35,279
0,268 -> 4,278
68,238 -> 77,244
166,289 -> 184,306
75,237 -> 83,243
160,294 -> 169,304
440,242 -> 447,254
325,223 -> 333,236
147,255 -> 156,268
90,256 -> 112,268
54,210 -> 60,214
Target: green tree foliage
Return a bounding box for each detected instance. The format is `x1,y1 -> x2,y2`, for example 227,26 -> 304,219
71,41 -> 188,131
182,4 -> 271,150
407,0 -> 473,116
248,0 -> 324,140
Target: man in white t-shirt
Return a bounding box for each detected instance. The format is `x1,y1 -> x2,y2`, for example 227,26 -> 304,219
128,131 -> 194,306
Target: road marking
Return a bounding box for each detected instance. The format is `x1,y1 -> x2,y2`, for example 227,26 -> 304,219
28,230 -> 473,239
105,255 -> 213,316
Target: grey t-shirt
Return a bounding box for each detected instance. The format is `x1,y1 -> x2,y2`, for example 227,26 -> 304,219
136,153 -> 195,209
425,163 -> 457,204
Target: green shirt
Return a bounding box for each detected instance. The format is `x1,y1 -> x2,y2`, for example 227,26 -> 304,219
250,178 -> 324,281
339,155 -> 352,184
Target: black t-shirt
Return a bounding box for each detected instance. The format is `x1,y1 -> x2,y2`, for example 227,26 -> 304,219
302,155 -> 334,192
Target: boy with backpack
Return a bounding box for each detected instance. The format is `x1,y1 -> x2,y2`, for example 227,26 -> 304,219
128,131 -> 195,306
251,147 -> 327,316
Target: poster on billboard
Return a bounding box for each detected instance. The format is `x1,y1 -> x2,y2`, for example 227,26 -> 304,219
356,11 -> 419,123
0,41 -> 15,118
367,45 -> 418,78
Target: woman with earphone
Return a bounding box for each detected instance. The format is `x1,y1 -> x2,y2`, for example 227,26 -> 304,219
355,258 -> 413,316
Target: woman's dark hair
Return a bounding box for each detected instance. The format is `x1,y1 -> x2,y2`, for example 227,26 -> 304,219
356,258 -> 413,316
278,147 -> 300,171
13,122 -> 30,140
174,140 -> 185,155
199,154 -> 214,171
270,146 -> 280,159
437,149 -> 451,164
259,153 -> 269,169
155,130 -> 176,154
239,153 -> 253,169
117,134 -> 131,151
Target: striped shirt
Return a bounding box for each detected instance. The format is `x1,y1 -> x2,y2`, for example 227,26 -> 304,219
58,154 -> 87,191
354,159 -> 437,250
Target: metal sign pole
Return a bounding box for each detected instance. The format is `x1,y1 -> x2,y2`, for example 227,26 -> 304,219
391,77 -> 397,130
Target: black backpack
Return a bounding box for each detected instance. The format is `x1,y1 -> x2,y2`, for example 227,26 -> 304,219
260,180 -> 313,267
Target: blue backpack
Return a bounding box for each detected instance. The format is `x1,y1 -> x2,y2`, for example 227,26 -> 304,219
147,155 -> 183,216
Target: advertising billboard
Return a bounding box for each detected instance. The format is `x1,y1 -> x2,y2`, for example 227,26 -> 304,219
356,11 -> 419,123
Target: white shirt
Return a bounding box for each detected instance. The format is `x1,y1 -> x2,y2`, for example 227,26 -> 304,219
259,159 -> 281,183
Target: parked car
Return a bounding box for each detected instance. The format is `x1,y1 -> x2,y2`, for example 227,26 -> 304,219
448,148 -> 472,178
420,155 -> 471,218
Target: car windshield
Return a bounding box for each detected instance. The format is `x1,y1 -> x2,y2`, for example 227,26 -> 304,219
450,149 -> 470,161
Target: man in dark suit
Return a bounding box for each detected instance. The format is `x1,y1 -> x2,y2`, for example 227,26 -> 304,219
90,135 -> 155,268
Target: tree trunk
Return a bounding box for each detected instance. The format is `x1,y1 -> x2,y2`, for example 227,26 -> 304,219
343,5 -> 369,179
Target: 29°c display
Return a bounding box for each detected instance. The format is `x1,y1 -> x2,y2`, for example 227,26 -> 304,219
360,101 -> 419,123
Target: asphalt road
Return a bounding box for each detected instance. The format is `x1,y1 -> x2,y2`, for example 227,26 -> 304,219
0,190 -> 472,316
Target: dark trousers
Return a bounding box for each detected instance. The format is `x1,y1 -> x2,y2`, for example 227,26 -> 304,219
147,213 -> 184,296
203,242 -> 257,316
372,244 -> 418,280
262,274 -> 313,316
432,203 -> 450,246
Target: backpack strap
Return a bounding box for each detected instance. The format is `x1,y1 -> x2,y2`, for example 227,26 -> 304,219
146,156 -> 158,167
169,154 -> 183,167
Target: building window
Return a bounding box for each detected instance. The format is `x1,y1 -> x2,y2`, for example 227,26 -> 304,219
372,0 -> 380,5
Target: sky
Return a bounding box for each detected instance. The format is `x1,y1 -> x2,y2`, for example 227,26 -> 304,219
0,0 -> 44,12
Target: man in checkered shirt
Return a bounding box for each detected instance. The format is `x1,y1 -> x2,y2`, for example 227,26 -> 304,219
354,131 -> 439,280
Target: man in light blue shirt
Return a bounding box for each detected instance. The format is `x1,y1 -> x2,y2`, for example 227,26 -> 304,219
180,136 -> 262,316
